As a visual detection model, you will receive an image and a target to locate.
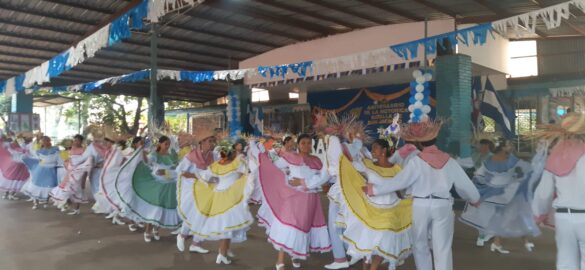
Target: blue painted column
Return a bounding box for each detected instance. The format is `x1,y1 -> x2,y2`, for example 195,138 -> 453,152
435,54 -> 473,158
11,92 -> 33,113
226,84 -> 251,137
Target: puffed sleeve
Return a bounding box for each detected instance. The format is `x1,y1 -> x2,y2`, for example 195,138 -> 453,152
532,170 -> 555,216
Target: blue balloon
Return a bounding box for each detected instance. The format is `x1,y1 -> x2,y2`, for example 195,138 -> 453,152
422,97 -> 430,105
424,89 -> 430,96
414,108 -> 422,116
409,97 -> 415,104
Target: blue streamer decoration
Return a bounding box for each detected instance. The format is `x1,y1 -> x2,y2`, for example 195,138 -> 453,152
179,71 -> 215,83
47,51 -> 70,78
391,23 -> 494,60
108,0 -> 148,46
0,80 -> 6,94
15,74 -> 25,93
258,61 -> 313,79
118,70 -> 150,84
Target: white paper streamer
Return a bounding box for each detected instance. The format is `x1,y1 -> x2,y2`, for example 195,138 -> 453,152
213,69 -> 248,81
147,0 -> 205,23
493,0 -> 583,36
22,61 -> 50,88
4,78 -> 15,96
244,47 -> 412,85
157,69 -> 181,81
550,85 -> 585,97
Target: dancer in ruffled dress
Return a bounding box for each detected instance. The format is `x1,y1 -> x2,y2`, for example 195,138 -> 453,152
50,134 -> 93,215
323,125 -> 365,270
333,138 -> 412,270
253,133 -> 331,270
97,136 -> 132,226
0,134 -> 31,200
115,135 -> 181,242
364,120 -> 480,270
178,139 -> 253,265
176,129 -> 216,254
21,136 -> 61,210
460,137 -> 540,253
533,112 -> 585,269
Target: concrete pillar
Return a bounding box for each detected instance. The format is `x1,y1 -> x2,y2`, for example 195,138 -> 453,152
435,54 -> 473,158
148,23 -> 164,128
227,84 -> 251,137
11,92 -> 33,113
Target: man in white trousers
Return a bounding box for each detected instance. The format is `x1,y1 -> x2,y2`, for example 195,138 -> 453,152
533,113 -> 585,270
365,120 -> 480,270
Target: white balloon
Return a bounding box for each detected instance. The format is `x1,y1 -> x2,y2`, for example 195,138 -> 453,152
423,105 -> 431,114
414,101 -> 423,108
421,115 -> 430,121
416,76 -> 425,84
409,113 -> 414,119
412,70 -> 422,78
415,84 -> 424,92
415,93 -> 424,100
408,105 -> 414,112
424,73 -> 433,81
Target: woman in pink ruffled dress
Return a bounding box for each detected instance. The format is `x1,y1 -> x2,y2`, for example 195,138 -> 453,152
253,134 -> 331,270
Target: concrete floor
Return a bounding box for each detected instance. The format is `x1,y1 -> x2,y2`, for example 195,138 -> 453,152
0,198 -> 556,270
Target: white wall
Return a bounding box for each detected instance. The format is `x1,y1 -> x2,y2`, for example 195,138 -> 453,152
458,24 -> 510,74
239,19 -> 455,68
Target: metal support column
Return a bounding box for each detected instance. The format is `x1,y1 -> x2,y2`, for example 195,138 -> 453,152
149,24 -> 162,129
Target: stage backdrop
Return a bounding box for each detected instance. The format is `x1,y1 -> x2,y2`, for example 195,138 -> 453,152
308,83 -> 436,135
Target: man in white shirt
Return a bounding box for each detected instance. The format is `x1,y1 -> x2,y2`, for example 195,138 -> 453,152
532,113 -> 585,270
365,121 -> 480,270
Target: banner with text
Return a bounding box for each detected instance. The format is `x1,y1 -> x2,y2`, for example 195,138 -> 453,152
308,83 -> 436,135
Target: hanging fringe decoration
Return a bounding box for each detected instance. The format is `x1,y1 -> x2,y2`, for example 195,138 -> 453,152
390,23 -> 494,60
492,0 -> 585,36
147,0 -> 206,23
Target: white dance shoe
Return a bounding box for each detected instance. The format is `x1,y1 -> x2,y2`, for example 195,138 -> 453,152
216,254 -> 231,265
490,243 -> 510,254
291,259 -> 301,268
128,224 -> 138,232
325,261 -> 350,269
67,209 -> 80,215
525,242 -> 535,252
143,233 -> 152,243
152,229 -> 160,241
275,263 -> 285,270
176,234 -> 185,252
190,245 -> 209,254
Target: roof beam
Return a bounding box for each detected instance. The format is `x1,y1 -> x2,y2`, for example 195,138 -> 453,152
473,0 -> 548,38
42,0 -> 119,15
254,0 -> 359,29
354,0 -> 424,22
0,2 -> 97,26
532,0 -> 585,38
411,0 -> 457,18
184,11 -> 304,41
205,0 -> 336,35
303,0 -> 388,25
0,32 -> 229,69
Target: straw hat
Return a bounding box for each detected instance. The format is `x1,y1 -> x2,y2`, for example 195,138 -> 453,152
193,119 -> 217,143
399,119 -> 444,142
177,132 -> 195,148
533,112 -> 585,141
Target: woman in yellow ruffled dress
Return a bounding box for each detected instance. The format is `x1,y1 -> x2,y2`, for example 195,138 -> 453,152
332,137 -> 412,270
177,139 -> 253,265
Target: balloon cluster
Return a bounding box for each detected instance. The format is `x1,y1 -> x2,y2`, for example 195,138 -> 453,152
408,69 -> 432,123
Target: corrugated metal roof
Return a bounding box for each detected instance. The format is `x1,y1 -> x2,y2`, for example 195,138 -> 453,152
1,0 -> 585,101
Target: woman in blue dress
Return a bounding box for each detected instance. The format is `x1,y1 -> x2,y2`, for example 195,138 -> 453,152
460,137 -> 541,253
21,136 -> 61,210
